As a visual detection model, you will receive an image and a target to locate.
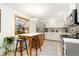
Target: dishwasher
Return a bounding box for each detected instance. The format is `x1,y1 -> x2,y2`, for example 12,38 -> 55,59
62,35 -> 79,56
65,42 -> 79,56
62,38 -> 79,56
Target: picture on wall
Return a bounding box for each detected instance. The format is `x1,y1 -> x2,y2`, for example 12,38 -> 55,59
15,15 -> 29,35
16,19 -> 26,34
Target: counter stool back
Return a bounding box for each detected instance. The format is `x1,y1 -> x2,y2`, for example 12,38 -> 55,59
32,35 -> 41,56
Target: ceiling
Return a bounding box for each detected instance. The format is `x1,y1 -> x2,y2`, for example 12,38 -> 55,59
6,3 -> 69,20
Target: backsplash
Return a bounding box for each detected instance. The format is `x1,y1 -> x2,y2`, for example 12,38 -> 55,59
67,25 -> 79,35
44,28 -> 67,33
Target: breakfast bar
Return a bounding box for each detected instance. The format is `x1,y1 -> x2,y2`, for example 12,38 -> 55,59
18,33 -> 44,56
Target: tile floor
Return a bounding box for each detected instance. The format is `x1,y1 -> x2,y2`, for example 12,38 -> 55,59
6,40 -> 62,56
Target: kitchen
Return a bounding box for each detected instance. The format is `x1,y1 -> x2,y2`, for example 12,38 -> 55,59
0,3 -> 79,56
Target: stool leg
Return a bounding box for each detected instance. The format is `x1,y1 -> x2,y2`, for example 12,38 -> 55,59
35,40 -> 38,56
25,40 -> 28,56
38,39 -> 42,51
20,41 -> 23,56
14,41 -> 18,56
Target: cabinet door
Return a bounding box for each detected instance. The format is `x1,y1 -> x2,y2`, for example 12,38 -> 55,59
39,34 -> 45,46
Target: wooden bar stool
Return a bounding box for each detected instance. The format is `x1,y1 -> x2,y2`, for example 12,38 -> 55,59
14,39 -> 28,56
32,36 -> 41,56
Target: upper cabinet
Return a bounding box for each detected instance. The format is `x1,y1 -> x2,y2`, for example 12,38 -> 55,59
44,19 -> 67,28
76,3 -> 79,24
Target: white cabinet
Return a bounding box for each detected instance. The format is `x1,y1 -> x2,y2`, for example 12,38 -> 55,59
45,32 -> 61,41
45,20 -> 67,28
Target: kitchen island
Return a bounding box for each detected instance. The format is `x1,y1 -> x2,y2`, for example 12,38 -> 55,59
18,33 -> 45,56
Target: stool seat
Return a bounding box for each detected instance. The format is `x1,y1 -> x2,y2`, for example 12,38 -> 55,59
16,39 -> 26,42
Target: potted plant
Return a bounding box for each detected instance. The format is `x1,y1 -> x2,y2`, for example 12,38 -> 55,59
3,36 -> 15,55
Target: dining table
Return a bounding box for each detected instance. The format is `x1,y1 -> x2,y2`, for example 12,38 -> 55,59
18,33 -> 44,56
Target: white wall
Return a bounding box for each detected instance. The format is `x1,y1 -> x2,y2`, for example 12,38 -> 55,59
29,18 -> 38,33
0,4 -> 28,55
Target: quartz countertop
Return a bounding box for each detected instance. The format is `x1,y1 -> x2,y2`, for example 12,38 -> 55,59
18,33 -> 43,36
